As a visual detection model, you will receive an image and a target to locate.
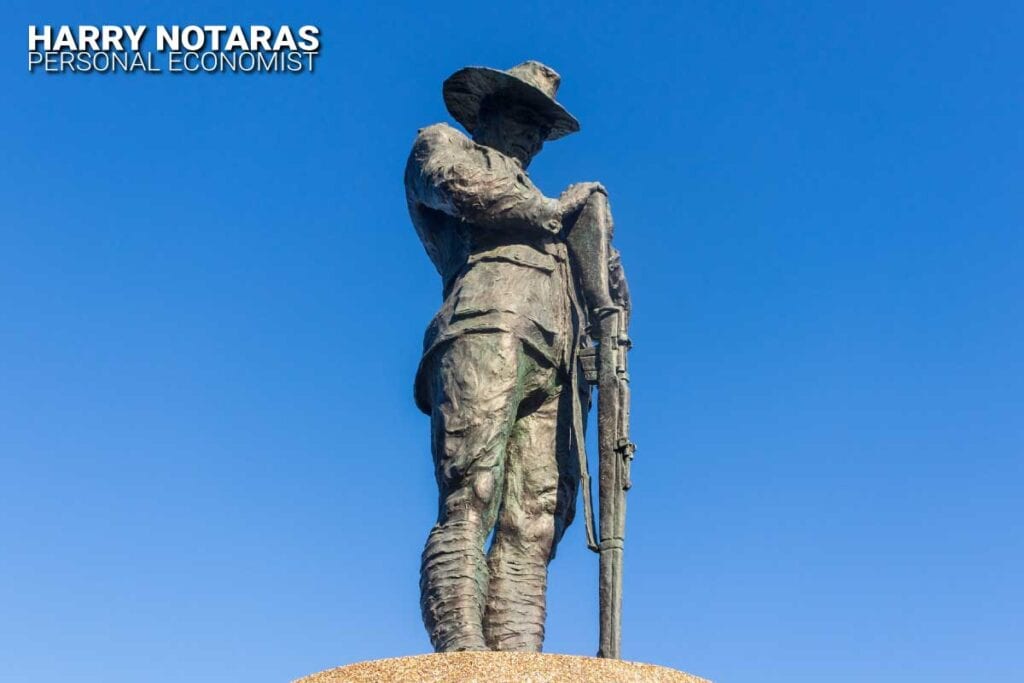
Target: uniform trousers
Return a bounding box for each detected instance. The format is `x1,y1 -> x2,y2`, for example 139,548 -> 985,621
419,330 -> 584,652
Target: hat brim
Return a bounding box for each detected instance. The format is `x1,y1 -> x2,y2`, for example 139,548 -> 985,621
443,66 -> 580,141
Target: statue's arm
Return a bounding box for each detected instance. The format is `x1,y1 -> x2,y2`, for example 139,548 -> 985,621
406,125 -> 562,236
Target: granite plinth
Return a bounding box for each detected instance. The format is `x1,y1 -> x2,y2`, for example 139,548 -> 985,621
294,652 -> 709,683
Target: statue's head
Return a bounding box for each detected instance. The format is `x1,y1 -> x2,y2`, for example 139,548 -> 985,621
443,61 -> 580,168
472,95 -> 550,166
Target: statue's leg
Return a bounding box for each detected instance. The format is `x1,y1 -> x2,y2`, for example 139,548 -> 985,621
483,377 -> 579,652
420,332 -> 528,652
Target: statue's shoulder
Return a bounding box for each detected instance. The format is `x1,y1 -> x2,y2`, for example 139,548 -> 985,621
411,122 -> 471,156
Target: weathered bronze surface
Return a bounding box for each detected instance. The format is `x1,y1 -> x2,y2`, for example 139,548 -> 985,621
404,61 -> 633,657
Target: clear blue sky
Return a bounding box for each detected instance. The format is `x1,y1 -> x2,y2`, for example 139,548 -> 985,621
2,2 -> 1021,682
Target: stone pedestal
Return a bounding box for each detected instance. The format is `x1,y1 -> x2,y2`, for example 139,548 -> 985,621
294,652 -> 709,683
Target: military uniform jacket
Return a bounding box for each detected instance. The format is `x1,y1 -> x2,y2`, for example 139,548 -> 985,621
405,123 -> 586,414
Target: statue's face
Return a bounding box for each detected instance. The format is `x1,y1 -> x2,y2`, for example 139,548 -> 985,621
474,100 -> 550,167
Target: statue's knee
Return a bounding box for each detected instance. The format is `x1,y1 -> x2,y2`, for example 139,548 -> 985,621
532,485 -> 559,518
507,487 -> 558,548
472,471 -> 497,507
526,515 -> 557,552
443,470 -> 498,517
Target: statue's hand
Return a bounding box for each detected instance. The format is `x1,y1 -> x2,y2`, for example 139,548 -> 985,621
558,181 -> 607,219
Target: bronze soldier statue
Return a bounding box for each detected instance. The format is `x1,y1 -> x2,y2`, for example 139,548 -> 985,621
405,61 -> 632,655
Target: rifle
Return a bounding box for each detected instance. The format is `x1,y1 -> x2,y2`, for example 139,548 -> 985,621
566,192 -> 634,659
